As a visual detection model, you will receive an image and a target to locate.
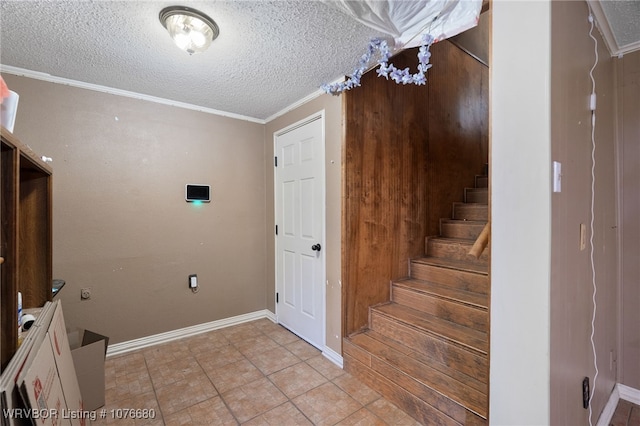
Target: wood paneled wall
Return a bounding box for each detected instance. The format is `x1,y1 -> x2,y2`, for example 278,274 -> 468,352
343,41 -> 489,336
426,41 -> 489,236
342,50 -> 429,337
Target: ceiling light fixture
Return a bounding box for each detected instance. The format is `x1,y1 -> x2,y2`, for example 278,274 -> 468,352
159,6 -> 219,55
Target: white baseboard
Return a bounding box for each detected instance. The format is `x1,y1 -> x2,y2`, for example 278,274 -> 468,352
106,309 -> 343,370
597,384 -> 620,426
322,345 -> 343,369
596,383 -> 640,426
106,309 -> 275,357
619,383 -> 640,405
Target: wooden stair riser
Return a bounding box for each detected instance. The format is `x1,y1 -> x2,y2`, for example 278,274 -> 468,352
464,188 -> 488,204
410,260 -> 489,294
440,219 -> 486,240
452,203 -> 488,221
393,279 -> 488,310
361,329 -> 488,395
372,304 -> 488,355
343,352 -> 462,426
475,175 -> 488,188
345,334 -> 488,420
426,238 -> 489,266
344,342 -> 467,423
369,310 -> 488,381
392,286 -> 488,332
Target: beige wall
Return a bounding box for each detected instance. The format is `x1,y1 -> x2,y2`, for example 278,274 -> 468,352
618,50 -> 640,389
2,74 -> 267,344
265,95 -> 343,355
5,67 -> 488,361
3,70 -> 345,354
550,1 -> 618,423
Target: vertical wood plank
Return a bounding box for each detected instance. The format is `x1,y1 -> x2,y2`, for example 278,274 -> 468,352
343,50 -> 430,336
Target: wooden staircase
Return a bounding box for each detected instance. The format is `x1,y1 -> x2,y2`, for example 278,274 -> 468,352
343,174 -> 489,425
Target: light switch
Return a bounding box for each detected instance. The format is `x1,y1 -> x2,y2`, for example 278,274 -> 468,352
189,274 -> 198,288
553,161 -> 562,193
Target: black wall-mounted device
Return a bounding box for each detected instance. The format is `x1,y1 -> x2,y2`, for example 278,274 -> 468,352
582,377 -> 590,409
185,184 -> 210,203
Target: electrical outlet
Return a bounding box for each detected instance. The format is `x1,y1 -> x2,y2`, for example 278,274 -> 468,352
80,288 -> 92,300
188,274 -> 198,289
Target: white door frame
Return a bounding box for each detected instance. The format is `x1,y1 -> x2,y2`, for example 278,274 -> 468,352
273,110 -> 326,350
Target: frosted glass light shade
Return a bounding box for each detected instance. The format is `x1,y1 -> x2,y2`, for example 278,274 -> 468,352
160,6 -> 219,55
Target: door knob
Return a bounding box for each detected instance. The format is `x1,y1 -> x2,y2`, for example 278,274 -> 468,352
311,243 -> 322,252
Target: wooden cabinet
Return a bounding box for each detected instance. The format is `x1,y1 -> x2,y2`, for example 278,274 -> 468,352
1,127 -> 52,371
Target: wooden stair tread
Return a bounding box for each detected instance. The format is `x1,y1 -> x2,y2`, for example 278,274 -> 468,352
452,202 -> 489,221
452,202 -> 488,210
356,329 -> 488,392
475,175 -> 488,188
394,278 -> 488,310
344,351 -> 472,425
464,188 -> 488,204
426,236 -> 490,265
454,202 -> 487,206
372,302 -> 488,355
347,331 -> 488,418
440,219 -> 487,226
413,256 -> 489,275
439,219 -> 487,245
428,236 -> 480,245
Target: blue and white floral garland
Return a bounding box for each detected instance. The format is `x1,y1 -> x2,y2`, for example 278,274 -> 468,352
322,33 -> 435,95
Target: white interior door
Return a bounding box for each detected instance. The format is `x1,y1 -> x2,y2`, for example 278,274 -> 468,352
275,115 -> 325,349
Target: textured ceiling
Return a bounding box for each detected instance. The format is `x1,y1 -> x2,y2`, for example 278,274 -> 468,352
0,1 -> 383,121
598,0 -> 640,49
1,1 -> 638,122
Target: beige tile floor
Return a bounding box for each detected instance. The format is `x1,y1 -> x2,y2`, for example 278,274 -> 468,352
610,399 -> 640,426
94,318 -> 421,425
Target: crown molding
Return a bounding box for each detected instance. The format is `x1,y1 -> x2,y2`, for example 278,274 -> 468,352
0,65 -> 266,124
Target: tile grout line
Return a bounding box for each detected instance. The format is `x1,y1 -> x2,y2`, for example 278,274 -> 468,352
191,334 -> 242,426
142,352 -> 167,425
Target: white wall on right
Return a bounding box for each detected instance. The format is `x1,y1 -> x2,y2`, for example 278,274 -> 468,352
490,1 -> 551,424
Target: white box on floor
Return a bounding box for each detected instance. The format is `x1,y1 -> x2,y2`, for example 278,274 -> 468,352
68,329 -> 109,411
